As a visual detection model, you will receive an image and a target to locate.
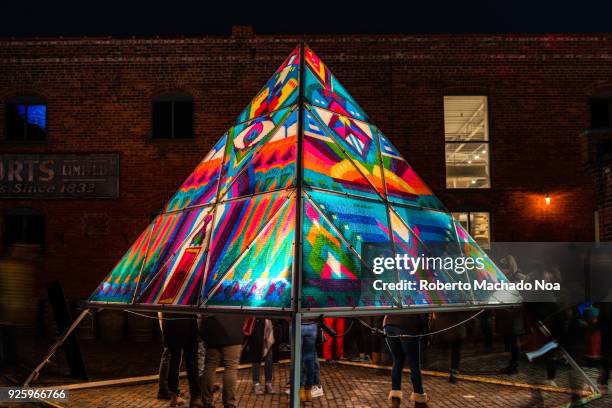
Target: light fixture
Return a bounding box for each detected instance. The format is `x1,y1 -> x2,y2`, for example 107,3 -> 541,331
471,180 -> 476,184
482,150 -> 486,154
467,160 -> 472,164
545,194 -> 551,205
474,155 -> 480,160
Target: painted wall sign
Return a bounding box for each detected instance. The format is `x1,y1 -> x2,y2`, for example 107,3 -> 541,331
0,154 -> 119,198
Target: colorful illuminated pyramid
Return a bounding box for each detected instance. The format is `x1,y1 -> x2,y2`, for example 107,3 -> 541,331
88,45 -> 520,313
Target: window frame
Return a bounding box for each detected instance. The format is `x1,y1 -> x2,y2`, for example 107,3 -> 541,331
4,95 -> 48,143
151,92 -> 194,140
3,208 -> 46,249
443,95 -> 491,190
452,210 -> 492,250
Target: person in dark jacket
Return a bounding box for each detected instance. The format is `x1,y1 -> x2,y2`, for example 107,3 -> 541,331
162,313 -> 203,408
242,318 -> 279,394
383,313 -> 429,408
430,311 -> 469,383
199,315 -> 244,408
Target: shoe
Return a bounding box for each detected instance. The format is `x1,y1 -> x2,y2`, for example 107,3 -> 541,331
158,390 -> 172,400
299,387 -> 312,402
253,383 -> 264,395
410,392 -> 429,408
265,382 -> 274,394
388,390 -> 402,408
547,379 -> 559,387
499,365 -> 519,375
311,384 -> 323,398
170,392 -> 186,407
449,369 -> 459,384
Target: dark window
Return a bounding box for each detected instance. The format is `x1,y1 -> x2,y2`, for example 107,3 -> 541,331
5,96 -> 47,141
3,209 -> 45,247
590,98 -> 612,129
152,93 -> 194,139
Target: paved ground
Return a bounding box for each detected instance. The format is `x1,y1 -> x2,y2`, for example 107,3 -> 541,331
60,362 -> 601,408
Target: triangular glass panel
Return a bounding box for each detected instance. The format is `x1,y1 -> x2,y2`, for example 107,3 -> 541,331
218,107 -> 293,198
303,107 -> 379,200
303,46 -> 368,121
222,109 -> 297,200
379,131 -> 445,211
309,105 -> 384,196
235,46 -> 300,124
205,195 -> 295,309
138,207 -> 215,305
89,221 -> 154,303
201,190 -> 293,301
164,134 -> 226,212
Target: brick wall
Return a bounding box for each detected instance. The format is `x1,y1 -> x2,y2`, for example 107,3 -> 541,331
0,32 -> 605,298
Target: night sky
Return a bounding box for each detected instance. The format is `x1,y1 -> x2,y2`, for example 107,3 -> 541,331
0,1 -> 610,37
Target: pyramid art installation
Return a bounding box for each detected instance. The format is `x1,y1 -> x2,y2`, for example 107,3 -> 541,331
88,45 -> 521,314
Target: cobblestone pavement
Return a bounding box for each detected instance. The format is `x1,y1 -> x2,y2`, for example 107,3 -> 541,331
61,362 -> 598,408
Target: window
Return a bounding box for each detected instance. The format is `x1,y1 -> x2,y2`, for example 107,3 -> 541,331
5,96 -> 47,141
152,93 -> 194,139
452,211 -> 490,249
3,208 -> 45,248
590,98 -> 612,129
444,96 -> 490,188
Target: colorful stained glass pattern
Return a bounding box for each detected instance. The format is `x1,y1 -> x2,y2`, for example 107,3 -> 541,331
202,190 -> 292,301
304,46 -> 368,121
138,208 -> 215,305
135,207 -> 213,299
235,47 -> 300,124
90,222 -> 154,303
306,189 -> 390,253
390,210 -> 469,305
165,134 -> 227,212
223,109 -> 297,200
303,108 -> 379,199
206,196 -> 295,308
379,131 -> 445,210
218,107 -> 293,197
310,106 -> 383,196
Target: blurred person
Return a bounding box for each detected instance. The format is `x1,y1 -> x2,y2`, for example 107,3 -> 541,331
157,312 -> 172,400
162,313 -> 202,407
322,317 -> 345,362
299,316 -> 319,402
242,317 -> 278,394
383,313 -> 429,408
200,315 -> 243,408
0,244 -> 37,369
496,255 -> 527,375
430,311 -> 468,384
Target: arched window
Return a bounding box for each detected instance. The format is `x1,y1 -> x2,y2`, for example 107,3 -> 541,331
590,90 -> 612,129
3,208 -> 45,248
152,92 -> 194,139
5,96 -> 47,141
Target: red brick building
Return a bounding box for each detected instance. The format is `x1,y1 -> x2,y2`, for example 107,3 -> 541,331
0,28 -> 607,299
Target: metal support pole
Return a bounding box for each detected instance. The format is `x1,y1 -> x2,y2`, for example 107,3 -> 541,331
22,308 -> 91,387
536,320 -> 600,393
289,313 -> 302,408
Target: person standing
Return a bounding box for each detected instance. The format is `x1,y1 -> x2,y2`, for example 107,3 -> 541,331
199,315 -> 244,408
322,317 -> 345,362
162,313 -> 203,407
430,311 -> 468,383
383,313 -> 429,408
242,317 -> 278,394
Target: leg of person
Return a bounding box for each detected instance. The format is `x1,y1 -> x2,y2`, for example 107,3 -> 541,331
301,323 -> 317,401
404,337 -> 427,406
183,342 -> 203,407
323,318 -> 334,361
384,326 -> 405,407
197,340 -> 206,380
335,318 -> 345,360
449,341 -> 461,384
252,361 -> 263,394
220,344 -> 241,408
264,351 -> 274,393
158,347 -> 172,399
202,347 -> 221,408
168,347 -> 186,406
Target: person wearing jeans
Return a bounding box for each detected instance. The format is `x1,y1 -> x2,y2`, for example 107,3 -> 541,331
243,318 -> 277,394
199,315 -> 244,408
383,314 -> 429,408
300,320 -> 318,402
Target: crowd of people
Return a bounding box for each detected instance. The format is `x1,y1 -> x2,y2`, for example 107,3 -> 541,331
154,255 -> 611,408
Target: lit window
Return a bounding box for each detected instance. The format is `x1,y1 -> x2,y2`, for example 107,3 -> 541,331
5,96 -> 47,141
444,96 -> 490,188
152,93 -> 194,139
452,211 -> 491,249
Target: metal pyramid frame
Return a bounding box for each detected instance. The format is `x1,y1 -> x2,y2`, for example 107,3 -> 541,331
85,43 -> 521,317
